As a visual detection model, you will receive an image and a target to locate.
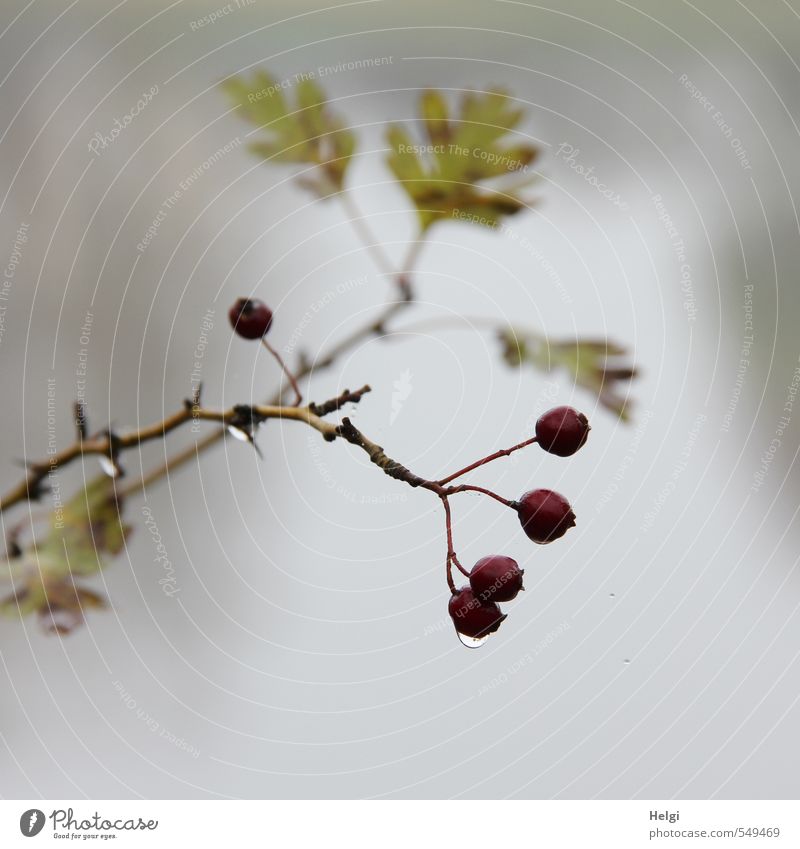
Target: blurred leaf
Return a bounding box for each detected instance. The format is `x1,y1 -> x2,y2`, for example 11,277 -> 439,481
36,475 -> 130,575
0,475 -> 127,633
0,574 -> 106,635
223,72 -> 356,196
387,89 -> 540,231
500,329 -> 638,420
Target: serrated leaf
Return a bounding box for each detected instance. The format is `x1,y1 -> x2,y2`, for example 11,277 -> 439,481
223,72 -> 356,194
387,89 -> 540,230
500,328 -> 638,420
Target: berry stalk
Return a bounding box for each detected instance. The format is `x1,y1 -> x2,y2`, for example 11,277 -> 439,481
438,436 -> 538,485
261,338 -> 303,407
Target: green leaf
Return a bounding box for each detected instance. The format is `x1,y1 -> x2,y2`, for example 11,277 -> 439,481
37,475 -> 130,575
0,475 -> 126,632
223,72 -> 356,195
500,329 -> 638,420
387,89 -> 540,231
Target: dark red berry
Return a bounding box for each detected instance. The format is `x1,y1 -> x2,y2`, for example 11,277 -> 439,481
448,587 -> 506,639
516,488 -> 576,544
229,297 -> 273,339
470,555 -> 524,602
536,406 -> 590,457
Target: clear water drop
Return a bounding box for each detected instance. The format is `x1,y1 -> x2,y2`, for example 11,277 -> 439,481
609,592 -> 616,598
623,658 -> 631,664
98,455 -> 120,478
457,631 -> 489,648
226,425 -> 251,443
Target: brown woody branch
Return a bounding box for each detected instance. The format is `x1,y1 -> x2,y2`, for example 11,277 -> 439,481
0,386 -> 371,514
1,374 -> 523,524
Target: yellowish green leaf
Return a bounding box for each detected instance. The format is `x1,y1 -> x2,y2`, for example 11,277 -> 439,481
387,89 -> 540,230
223,72 -> 356,194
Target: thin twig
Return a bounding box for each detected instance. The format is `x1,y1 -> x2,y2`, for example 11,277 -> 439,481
261,337 -> 303,406
118,194 -> 424,500
441,496 -> 457,593
438,436 -> 538,485
339,191 -> 396,279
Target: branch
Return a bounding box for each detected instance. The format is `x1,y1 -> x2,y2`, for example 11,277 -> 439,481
119,248 -> 420,499
330,418 -> 519,507
0,387 -> 371,514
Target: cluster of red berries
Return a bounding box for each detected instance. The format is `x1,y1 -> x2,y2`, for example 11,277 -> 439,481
447,406 -> 589,645
228,296 -> 591,648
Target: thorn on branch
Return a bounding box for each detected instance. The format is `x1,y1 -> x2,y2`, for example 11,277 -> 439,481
25,475 -> 47,502
309,385 -> 372,417
183,382 -> 203,412
74,401 -> 88,440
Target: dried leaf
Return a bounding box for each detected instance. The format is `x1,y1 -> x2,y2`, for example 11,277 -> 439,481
0,475 -> 126,633
500,329 -> 637,420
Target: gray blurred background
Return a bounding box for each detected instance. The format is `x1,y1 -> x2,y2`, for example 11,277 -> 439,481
0,0 -> 798,799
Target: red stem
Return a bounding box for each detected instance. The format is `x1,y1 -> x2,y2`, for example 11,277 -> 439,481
438,436 -> 538,485
441,496 -> 467,592
448,484 -> 516,509
261,338 -> 303,406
